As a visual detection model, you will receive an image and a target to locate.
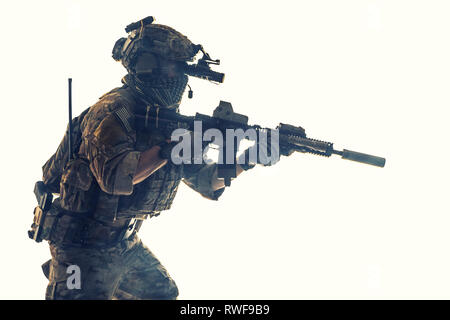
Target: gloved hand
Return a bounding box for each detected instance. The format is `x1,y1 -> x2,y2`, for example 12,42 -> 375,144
158,140 -> 179,161
238,129 -> 292,169
158,131 -> 205,165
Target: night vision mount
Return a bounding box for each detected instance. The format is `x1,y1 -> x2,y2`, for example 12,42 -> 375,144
184,45 -> 225,84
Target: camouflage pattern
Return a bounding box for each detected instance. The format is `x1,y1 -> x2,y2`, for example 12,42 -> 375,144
113,23 -> 199,75
45,234 -> 178,300
72,85 -> 222,222
41,18 -> 222,298
43,84 -> 224,299
42,108 -> 91,194
139,24 -> 198,62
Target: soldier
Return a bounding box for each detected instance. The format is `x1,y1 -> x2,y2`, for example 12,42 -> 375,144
37,17 -> 290,300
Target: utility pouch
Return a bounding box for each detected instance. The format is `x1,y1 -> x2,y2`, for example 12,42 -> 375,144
59,158 -> 98,213
28,181 -> 56,242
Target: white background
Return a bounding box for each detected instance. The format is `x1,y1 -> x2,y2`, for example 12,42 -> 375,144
0,0 -> 449,299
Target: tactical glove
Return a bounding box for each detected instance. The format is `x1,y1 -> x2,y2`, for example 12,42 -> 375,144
158,137 -> 205,165
158,141 -> 179,161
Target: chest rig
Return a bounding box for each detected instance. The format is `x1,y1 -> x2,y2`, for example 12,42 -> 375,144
93,88 -> 184,223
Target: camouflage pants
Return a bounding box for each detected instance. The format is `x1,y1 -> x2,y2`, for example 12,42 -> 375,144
44,234 -> 179,300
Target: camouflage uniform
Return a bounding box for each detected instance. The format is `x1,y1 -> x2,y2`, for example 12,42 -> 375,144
43,85 -> 224,300
45,234 -> 178,300
37,17 -> 228,300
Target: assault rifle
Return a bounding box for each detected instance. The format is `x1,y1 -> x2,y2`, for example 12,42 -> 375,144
136,101 -> 386,186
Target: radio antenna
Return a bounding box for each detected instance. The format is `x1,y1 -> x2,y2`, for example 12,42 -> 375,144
68,78 -> 73,161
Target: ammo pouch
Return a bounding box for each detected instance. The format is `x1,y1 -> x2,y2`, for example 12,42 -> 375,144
29,158 -> 99,243
59,158 -> 98,213
29,197 -> 142,247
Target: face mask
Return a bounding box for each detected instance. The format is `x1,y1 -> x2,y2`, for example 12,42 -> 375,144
123,73 -> 188,110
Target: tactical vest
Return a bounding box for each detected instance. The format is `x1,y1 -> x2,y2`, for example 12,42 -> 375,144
91,161 -> 183,222
92,124 -> 184,222
43,86 -> 184,223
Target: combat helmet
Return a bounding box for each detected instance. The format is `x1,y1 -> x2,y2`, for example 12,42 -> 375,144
112,16 -> 200,75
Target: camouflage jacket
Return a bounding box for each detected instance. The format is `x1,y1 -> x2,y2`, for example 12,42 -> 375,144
59,85 -> 224,223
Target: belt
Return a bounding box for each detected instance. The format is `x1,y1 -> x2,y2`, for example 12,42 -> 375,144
50,214 -> 143,248
117,218 -> 142,242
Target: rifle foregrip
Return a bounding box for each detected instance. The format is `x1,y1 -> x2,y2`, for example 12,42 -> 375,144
341,149 -> 386,167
